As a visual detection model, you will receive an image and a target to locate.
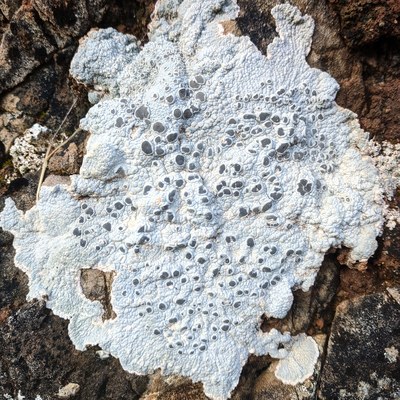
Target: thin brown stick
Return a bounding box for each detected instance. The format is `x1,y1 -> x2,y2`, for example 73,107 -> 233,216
36,145 -> 51,202
48,127 -> 82,160
54,98 -> 78,138
36,98 -> 80,201
36,127 -> 82,201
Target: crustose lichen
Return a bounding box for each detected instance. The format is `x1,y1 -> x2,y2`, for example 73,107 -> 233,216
0,1 -> 387,398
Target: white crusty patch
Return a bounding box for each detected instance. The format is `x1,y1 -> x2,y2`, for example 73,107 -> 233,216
275,334 -> 319,385
0,1 -> 386,399
10,123 -> 52,175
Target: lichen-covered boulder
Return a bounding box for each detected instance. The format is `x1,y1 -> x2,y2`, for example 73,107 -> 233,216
0,1 -> 385,399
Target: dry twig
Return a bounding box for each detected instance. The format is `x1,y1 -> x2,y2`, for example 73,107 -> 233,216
36,99 -> 82,201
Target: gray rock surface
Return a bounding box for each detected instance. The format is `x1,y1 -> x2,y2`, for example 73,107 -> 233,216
0,0 -> 107,93
318,292 -> 400,399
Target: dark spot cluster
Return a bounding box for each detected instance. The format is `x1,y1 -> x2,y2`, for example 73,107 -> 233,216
172,139 -> 207,171
220,82 -> 337,176
215,179 -> 240,199
215,163 -> 282,218
142,175 -> 183,228
130,77 -> 335,250
71,60 -> 341,363
126,220 -> 309,354
297,179 -> 312,196
181,179 -> 219,224
140,130 -> 178,158
72,197 -> 137,254
130,249 -> 252,356
106,99 -> 138,129
137,75 -> 209,168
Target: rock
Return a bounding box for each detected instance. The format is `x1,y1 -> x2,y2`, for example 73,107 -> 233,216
0,1 -> 107,94
318,293 -> 400,399
372,195 -> 400,288
57,382 -> 80,398
47,142 -> 81,175
326,0 -> 400,143
252,335 -> 327,400
228,355 -> 272,400
0,44 -> 89,191
0,1 -> 23,21
254,371 -> 298,400
0,301 -> 149,399
142,373 -> 208,400
3,172 -> 38,212
0,140 -> 5,164
336,265 -> 380,303
387,286 -> 400,304
0,0 -> 155,95
328,0 -> 400,48
0,1 -> 399,399
307,257 -> 340,333
80,269 -> 116,321
0,93 -> 33,153
42,175 -> 71,188
0,227 -> 28,312
99,0 -> 155,38
0,5 -> 56,93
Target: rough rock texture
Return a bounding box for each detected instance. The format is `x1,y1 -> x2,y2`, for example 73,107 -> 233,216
0,42 -> 89,188
328,0 -> 400,48
318,292 -> 400,399
0,0 -> 399,399
0,0 -> 107,93
142,374 -> 208,400
0,301 -> 149,400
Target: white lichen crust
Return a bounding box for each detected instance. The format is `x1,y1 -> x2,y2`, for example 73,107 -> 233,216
275,334 -> 319,385
10,123 -> 52,175
0,1 -> 385,399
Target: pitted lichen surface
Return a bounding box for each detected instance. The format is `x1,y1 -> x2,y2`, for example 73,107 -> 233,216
0,1 -> 385,398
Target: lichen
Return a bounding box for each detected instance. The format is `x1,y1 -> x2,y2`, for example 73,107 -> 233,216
0,1 -> 387,399
9,123 -> 52,175
274,334 -> 319,385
